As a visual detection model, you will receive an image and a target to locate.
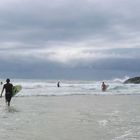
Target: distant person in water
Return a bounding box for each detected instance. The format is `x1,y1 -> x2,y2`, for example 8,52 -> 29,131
101,82 -> 107,92
57,81 -> 60,87
0,82 -> 3,85
0,79 -> 13,106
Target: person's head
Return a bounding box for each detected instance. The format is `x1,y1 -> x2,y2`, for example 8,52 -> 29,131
6,78 -> 10,83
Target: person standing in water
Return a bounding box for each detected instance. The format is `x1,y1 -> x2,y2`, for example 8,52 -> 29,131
101,82 -> 107,92
57,81 -> 60,87
0,79 -> 13,106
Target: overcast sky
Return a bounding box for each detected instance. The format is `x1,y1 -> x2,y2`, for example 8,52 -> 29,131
0,0 -> 140,80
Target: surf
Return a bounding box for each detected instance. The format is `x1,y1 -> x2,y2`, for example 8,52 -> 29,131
6,78 -> 140,97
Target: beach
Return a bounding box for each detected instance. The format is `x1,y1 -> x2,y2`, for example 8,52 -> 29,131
0,0 -> 140,139
0,95 -> 140,140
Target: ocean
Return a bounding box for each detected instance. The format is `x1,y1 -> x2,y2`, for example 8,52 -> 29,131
0,78 -> 140,140
11,78 -> 140,96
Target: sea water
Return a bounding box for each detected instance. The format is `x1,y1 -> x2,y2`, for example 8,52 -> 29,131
0,78 -> 140,140
11,78 -> 140,96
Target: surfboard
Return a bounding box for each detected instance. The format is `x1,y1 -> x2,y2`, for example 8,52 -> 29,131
106,85 -> 109,89
12,85 -> 22,97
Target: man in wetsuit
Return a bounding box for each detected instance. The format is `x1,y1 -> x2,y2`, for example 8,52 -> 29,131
0,79 -> 13,106
57,81 -> 60,87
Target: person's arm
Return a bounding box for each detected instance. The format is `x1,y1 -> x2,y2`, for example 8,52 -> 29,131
0,86 -> 4,98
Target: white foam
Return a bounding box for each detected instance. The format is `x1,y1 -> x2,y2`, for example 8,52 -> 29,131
98,120 -> 108,127
113,130 -> 132,139
8,79 -> 140,97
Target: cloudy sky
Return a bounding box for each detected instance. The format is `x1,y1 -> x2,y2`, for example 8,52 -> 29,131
0,0 -> 140,80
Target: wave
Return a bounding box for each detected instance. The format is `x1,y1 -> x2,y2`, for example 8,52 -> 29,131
10,78 -> 140,97
15,92 -> 140,97
109,86 -> 129,90
112,76 -> 130,83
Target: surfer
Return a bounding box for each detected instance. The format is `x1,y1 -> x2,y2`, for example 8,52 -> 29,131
57,81 -> 60,87
101,82 -> 107,92
0,78 -> 13,106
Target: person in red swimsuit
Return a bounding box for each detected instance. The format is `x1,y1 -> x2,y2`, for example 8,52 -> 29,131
101,82 -> 107,92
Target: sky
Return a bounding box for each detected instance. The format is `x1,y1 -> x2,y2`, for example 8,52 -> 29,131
0,0 -> 140,80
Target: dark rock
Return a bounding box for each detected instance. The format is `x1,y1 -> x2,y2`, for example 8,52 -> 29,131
124,77 -> 140,84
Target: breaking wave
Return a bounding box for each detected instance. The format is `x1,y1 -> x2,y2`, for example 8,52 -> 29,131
6,77 -> 140,97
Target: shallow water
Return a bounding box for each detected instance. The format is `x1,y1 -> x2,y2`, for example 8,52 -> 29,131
0,95 -> 140,140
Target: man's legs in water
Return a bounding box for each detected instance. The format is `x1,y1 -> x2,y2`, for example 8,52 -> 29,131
5,93 -> 11,106
8,101 -> 10,106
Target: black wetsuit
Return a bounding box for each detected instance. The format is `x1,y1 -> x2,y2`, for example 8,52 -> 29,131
3,83 -> 13,102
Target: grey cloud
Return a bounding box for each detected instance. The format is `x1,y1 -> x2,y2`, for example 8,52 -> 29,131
0,0 -> 140,80
1,0 -> 140,43
0,56 -> 139,80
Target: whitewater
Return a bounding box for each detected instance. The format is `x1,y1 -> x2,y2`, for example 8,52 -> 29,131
0,78 -> 140,140
10,78 -> 140,96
